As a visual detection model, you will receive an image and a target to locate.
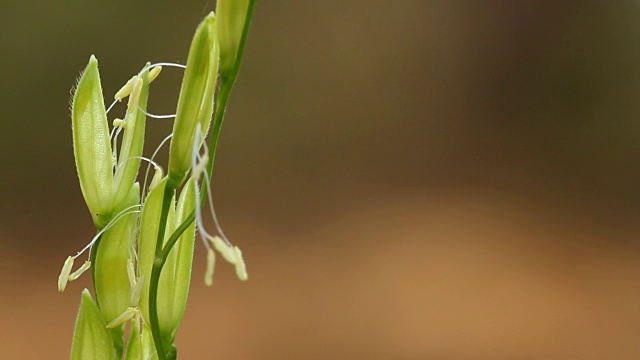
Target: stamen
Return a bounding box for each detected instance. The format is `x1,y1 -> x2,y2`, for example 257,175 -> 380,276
106,307 -> 138,329
115,75 -> 136,102
130,275 -> 144,306
204,248 -> 215,286
127,259 -> 137,290
68,261 -> 92,281
112,118 -> 125,128
57,256 -> 75,292
233,247 -> 248,281
148,66 -> 162,83
210,235 -> 237,264
190,153 -> 209,181
126,76 -> 143,113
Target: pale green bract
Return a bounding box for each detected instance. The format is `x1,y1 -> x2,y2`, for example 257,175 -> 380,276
168,13 -> 219,188
71,289 -> 117,360
72,56 -> 114,229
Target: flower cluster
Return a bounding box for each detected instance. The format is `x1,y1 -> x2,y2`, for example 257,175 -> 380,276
58,2 -> 255,359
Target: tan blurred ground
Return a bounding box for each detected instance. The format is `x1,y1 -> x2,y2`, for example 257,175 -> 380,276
0,1 -> 639,359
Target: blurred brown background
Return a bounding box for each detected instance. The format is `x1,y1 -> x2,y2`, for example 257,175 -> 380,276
0,1 -> 639,359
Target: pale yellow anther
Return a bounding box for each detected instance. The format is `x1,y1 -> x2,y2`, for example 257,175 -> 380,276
190,153 -> 209,180
205,248 -> 216,286
112,118 -> 125,128
106,307 -> 138,329
149,166 -> 164,191
68,261 -> 92,281
130,275 -> 144,307
127,259 -> 136,290
148,66 -> 162,83
211,235 -> 237,264
58,256 -> 75,292
114,76 -> 136,102
233,246 -> 248,281
127,76 -> 143,113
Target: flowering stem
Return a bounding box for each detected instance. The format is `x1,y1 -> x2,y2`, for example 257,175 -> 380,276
147,3 -> 256,358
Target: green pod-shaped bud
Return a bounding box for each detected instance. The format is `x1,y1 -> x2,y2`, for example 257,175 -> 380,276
112,64 -> 149,210
158,179 -> 196,342
137,177 -> 176,330
94,183 -> 140,325
167,13 -> 219,187
70,289 -> 117,360
216,0 -> 253,75
72,55 -> 114,228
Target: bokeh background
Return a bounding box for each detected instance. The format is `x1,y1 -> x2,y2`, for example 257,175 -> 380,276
1,1 -> 639,359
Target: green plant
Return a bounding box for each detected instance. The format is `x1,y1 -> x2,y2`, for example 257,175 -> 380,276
58,2 -> 256,359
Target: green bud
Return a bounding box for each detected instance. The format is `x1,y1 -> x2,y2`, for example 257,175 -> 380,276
72,55 -> 114,228
216,0 -> 252,75
94,183 -> 140,325
70,289 -> 116,360
167,13 -> 219,187
158,179 -> 196,341
112,64 -> 149,210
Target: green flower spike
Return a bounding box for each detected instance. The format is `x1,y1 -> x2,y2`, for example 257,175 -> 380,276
167,12 -> 219,188
72,55 -> 114,229
70,289 -> 116,360
216,0 -> 252,75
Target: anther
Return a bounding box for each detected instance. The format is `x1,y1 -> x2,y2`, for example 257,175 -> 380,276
233,247 -> 248,281
112,118 -> 125,128
130,275 -> 144,307
149,66 -> 162,83
68,261 -> 92,281
190,153 -> 209,181
210,235 -> 237,264
106,307 -> 138,329
114,76 -> 136,102
127,76 -> 143,113
57,256 -> 75,292
205,248 -> 216,286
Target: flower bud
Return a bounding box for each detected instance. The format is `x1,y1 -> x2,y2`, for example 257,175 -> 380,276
167,13 -> 219,187
216,0 -> 253,75
71,55 -> 114,228
71,289 -> 116,360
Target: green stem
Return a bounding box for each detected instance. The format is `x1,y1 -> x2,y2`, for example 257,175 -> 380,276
149,183 -> 176,360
